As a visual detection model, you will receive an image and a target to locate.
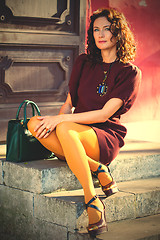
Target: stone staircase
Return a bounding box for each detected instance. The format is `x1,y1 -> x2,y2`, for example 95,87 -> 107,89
0,139 -> 160,240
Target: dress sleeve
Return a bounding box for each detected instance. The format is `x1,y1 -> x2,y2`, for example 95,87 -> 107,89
68,54 -> 87,107
109,64 -> 142,116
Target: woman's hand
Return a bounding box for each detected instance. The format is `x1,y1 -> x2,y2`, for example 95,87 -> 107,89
33,93 -> 73,139
34,115 -> 63,139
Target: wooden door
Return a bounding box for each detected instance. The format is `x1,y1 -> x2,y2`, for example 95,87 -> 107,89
0,0 -> 86,142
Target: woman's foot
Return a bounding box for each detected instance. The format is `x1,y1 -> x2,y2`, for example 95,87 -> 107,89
86,195 -> 108,237
87,196 -> 103,225
92,164 -> 119,197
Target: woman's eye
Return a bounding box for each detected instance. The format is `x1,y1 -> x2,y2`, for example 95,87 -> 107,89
104,27 -> 110,31
94,28 -> 99,32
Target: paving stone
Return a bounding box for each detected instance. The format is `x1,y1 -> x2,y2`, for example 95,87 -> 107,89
0,212 -> 68,240
40,178 -> 160,232
135,191 -> 160,217
97,214 -> 160,240
104,192 -> 136,222
1,159 -> 82,194
0,184 -> 34,218
0,185 -> 34,238
1,151 -> 160,195
34,192 -> 81,232
0,185 -> 68,240
116,178 -> 160,218
0,178 -> 160,239
1,139 -> 160,194
68,231 -> 92,240
110,153 -> 160,182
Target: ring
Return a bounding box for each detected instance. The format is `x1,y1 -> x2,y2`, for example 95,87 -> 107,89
45,128 -> 51,134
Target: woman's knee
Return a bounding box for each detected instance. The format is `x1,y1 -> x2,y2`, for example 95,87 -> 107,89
56,121 -> 73,137
27,116 -> 40,135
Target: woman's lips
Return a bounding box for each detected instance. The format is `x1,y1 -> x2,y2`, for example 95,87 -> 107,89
98,41 -> 106,43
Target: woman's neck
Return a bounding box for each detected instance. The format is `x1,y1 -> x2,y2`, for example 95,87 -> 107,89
101,49 -> 117,63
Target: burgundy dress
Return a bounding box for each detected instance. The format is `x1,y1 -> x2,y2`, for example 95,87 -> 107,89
69,54 -> 142,165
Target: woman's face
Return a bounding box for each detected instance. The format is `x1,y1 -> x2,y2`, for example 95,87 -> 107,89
93,16 -> 117,51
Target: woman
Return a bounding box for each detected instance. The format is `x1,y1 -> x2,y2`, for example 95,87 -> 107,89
28,8 -> 141,237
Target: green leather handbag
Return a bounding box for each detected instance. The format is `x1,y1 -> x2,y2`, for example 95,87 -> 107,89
6,100 -> 52,162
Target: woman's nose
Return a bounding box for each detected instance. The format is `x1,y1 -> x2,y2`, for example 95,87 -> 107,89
99,30 -> 104,37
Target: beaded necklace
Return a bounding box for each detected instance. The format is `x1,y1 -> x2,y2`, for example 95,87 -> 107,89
97,61 -> 116,97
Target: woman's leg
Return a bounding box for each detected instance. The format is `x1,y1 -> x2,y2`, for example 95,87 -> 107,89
28,117 -> 112,184
55,121 -> 105,225
28,116 -> 100,161
28,117 -> 112,224
28,117 -> 103,224
28,116 -> 112,186
27,116 -> 65,159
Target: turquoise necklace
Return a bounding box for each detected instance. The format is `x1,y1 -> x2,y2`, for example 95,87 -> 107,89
97,61 -> 115,97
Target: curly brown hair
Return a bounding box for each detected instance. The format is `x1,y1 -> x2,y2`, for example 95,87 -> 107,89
87,8 -> 136,64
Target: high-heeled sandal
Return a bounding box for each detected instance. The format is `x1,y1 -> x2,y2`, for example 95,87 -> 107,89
86,195 -> 108,237
92,164 -> 119,197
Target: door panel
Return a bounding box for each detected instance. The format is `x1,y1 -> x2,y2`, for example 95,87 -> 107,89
0,0 -> 86,142
0,47 -> 73,103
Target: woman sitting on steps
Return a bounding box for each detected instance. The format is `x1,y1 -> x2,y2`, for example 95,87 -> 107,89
28,8 -> 141,237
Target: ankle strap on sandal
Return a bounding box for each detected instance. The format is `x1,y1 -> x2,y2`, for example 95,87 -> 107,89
85,195 -> 101,213
92,164 -> 106,178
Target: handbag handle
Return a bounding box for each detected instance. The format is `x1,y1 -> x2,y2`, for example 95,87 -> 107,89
16,100 -> 35,119
23,100 -> 41,127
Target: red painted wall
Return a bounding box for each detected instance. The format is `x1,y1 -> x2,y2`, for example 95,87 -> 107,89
87,0 -> 160,122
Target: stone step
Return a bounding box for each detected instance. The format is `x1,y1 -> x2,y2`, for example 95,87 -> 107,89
1,178 -> 160,240
73,214 -> 160,240
92,214 -> 160,240
1,215 -> 160,240
111,139 -> 160,182
42,177 -> 160,232
0,140 -> 160,194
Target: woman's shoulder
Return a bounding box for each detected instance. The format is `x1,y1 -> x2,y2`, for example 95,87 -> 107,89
75,53 -> 87,64
120,61 -> 141,73
72,53 -> 88,72
116,61 -> 142,79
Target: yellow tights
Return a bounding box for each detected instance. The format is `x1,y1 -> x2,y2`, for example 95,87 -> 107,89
28,116 -> 112,224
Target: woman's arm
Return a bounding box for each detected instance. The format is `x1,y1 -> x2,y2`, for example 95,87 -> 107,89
63,97 -> 123,124
59,93 -> 73,115
35,95 -> 123,138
